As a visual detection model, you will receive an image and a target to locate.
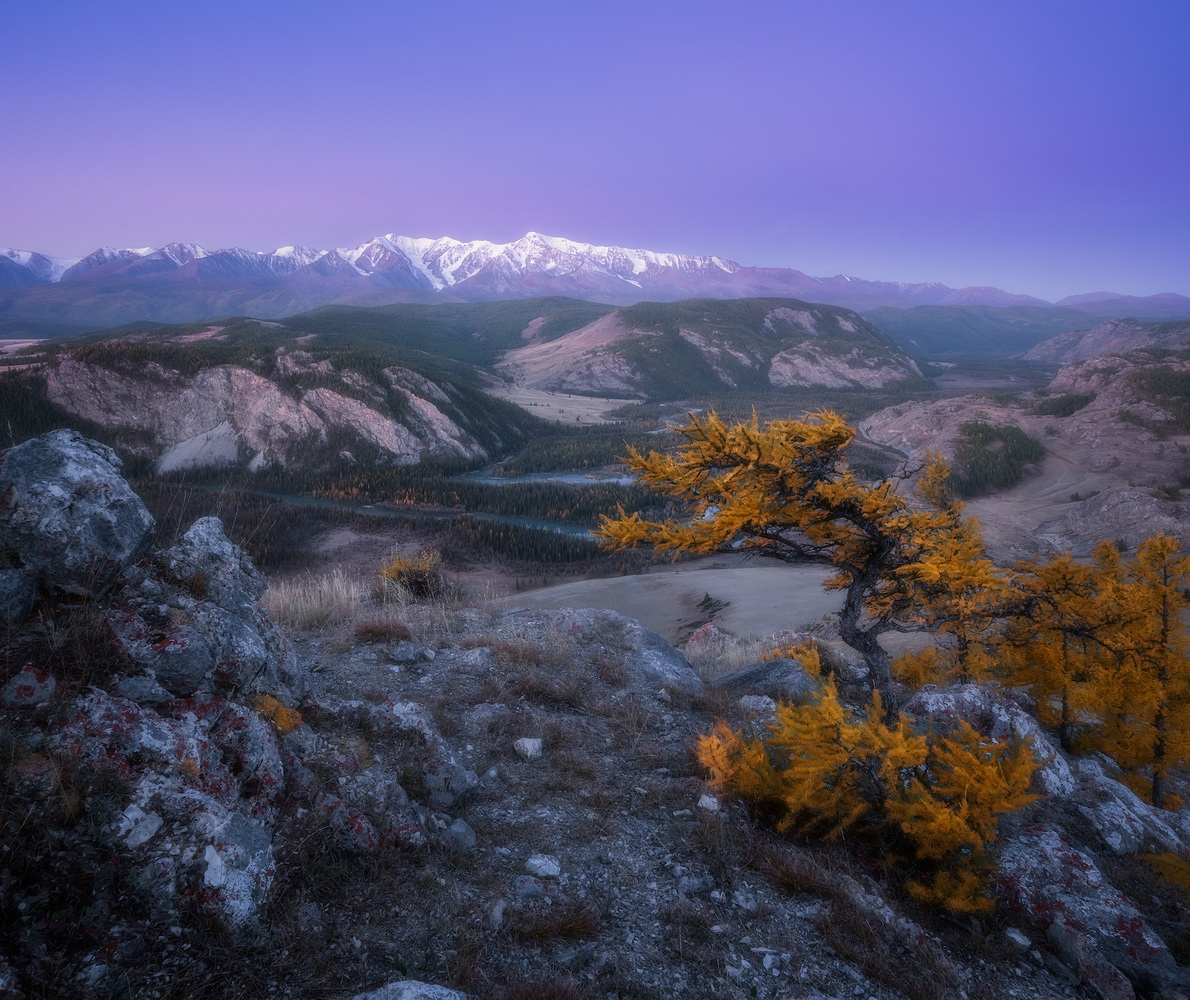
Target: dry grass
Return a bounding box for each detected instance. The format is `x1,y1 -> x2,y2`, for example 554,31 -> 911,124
507,900 -> 603,942
816,893 -> 952,1000
352,613 -> 413,643
683,630 -> 768,682
753,839 -> 845,901
262,570 -> 368,629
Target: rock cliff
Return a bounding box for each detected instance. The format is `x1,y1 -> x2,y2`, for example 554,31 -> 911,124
33,348 -> 492,473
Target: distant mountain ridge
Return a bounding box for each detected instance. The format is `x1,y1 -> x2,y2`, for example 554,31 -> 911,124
2,232 -> 1187,329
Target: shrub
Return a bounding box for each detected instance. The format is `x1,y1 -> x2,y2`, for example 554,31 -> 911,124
696,679 -> 1037,913
255,694 -> 304,734
378,549 -> 460,601
1031,392 -> 1094,417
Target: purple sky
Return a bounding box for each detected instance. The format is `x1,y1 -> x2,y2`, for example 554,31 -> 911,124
5,0 -> 1188,300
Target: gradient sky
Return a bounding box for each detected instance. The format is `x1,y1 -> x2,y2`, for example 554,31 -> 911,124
4,0 -> 1188,300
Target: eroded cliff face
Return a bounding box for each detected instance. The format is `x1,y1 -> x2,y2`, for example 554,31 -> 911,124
497,304 -> 925,397
39,351 -> 487,473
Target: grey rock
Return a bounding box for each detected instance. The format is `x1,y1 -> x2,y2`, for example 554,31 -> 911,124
526,853 -> 561,877
902,683 -> 1075,797
514,737 -> 543,760
0,567 -> 36,622
111,672 -> 174,705
718,657 -> 821,702
514,875 -> 548,898
440,817 -> 477,853
156,516 -> 264,613
1072,757 -> 1187,855
0,430 -> 153,595
388,640 -> 432,664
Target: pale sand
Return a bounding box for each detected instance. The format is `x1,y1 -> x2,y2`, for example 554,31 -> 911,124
494,555 -> 841,643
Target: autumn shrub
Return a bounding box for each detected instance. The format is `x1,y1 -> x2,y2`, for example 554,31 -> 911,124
254,694 -> 304,734
378,548 -> 461,601
696,678 -> 1038,913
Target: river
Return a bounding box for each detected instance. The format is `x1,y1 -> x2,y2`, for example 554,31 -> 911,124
177,483 -> 598,540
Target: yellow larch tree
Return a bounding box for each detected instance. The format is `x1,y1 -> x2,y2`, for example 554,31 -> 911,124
997,550 -> 1118,751
1085,534 -> 1190,808
596,409 -> 1013,716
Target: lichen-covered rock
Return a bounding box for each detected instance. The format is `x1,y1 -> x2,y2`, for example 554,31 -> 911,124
997,825 -> 1180,998
2,665 -> 56,707
156,516 -> 265,614
901,683 -> 1075,797
0,429 -> 154,595
107,584 -> 300,699
51,689 -> 285,927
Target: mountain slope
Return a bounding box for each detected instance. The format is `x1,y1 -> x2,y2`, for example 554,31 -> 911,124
1022,318 -> 1190,364
496,298 -> 928,399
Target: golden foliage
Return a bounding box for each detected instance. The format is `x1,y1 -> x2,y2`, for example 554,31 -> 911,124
1144,851 -> 1190,901
696,682 -> 1037,914
255,694 -> 304,734
379,548 -> 456,600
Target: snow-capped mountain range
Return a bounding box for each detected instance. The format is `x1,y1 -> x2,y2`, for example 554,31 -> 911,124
1,232 -> 1187,328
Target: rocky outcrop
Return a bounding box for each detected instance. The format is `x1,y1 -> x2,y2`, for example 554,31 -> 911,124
37,352 -> 486,473
3,431 -> 1186,1000
901,682 -> 1189,999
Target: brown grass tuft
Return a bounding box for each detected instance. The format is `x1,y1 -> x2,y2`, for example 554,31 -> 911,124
507,900 -> 602,942
352,614 -> 413,643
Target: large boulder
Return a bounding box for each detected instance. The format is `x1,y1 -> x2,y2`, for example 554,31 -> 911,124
0,430 -> 154,600
716,657 -> 821,702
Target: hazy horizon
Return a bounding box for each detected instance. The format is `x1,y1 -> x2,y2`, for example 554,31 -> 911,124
5,0 -> 1188,301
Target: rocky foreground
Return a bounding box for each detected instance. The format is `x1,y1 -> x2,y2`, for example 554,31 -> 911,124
1,431 -> 1188,1000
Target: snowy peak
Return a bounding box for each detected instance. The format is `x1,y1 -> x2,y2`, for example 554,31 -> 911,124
6,232 -> 1186,322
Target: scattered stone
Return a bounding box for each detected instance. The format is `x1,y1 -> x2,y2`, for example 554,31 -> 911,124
525,853 -> 561,878
441,817 -> 477,853
514,737 -> 543,760
514,875 -> 547,899
1004,928 -> 1031,951
697,793 -> 720,812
